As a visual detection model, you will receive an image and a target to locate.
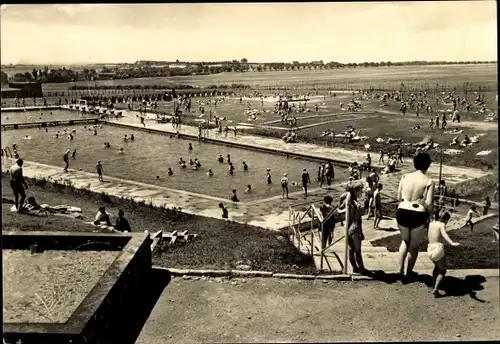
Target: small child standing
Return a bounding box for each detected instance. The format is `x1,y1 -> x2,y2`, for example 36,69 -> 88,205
464,205 -> 480,232
427,212 -> 460,298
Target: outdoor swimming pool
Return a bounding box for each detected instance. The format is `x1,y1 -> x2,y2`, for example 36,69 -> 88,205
2,124 -> 348,201
1,110 -> 98,125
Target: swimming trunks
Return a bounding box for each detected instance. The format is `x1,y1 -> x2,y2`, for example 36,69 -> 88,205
427,242 -> 445,262
10,180 -> 25,198
396,208 -> 429,229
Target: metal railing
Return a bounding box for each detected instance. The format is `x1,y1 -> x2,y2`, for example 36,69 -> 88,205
289,202 -> 350,274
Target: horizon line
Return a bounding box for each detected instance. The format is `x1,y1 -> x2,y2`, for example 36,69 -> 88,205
2,60 -> 498,66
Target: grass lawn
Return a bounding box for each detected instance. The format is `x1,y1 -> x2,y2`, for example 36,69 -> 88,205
247,111 -> 498,170
370,216 -> 499,269
1,109 -> 98,125
1,176 -> 317,274
1,124 -> 338,201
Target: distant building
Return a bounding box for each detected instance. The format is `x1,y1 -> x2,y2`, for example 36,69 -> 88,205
1,81 -> 42,98
168,64 -> 187,69
97,72 -> 116,80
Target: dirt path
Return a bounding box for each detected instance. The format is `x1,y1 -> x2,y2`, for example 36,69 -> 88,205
137,276 -> 500,343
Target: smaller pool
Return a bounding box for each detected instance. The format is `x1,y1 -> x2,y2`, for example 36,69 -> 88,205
1,110 -> 98,125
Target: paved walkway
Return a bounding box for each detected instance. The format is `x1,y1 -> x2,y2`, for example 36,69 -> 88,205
6,158 -> 348,230
293,212 -> 497,273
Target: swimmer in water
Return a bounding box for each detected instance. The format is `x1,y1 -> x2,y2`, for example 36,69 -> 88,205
124,135 -> 128,141
218,154 -> 224,163
94,129 -> 98,135
55,133 -> 59,139
228,163 -> 235,175
231,189 -> 239,202
178,158 -> 184,165
245,185 -> 252,193
180,162 -> 187,168
71,148 -> 76,159
207,169 -> 214,176
227,154 -> 231,164
189,143 -> 193,150
119,148 -> 124,154
266,168 -> 272,184
192,164 -> 199,171
194,158 -> 201,167
242,161 -> 248,171
167,168 -> 174,176
130,134 -> 134,141
189,158 -> 194,166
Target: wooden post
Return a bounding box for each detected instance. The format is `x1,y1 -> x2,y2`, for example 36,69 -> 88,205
344,193 -> 351,275
320,222 -> 324,271
298,215 -> 302,251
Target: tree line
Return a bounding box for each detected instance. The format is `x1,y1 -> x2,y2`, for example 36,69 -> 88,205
2,59 -> 495,84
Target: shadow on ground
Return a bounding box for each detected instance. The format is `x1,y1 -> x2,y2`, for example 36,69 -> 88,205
376,226 -> 398,233
102,268 -> 171,344
366,270 -> 488,302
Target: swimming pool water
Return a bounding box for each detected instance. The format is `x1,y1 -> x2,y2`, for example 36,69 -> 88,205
1,110 -> 98,125
2,125 -> 348,201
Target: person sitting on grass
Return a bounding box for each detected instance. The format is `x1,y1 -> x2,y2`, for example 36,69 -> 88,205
459,134 -> 470,147
94,207 -> 112,226
219,202 -> 229,219
115,209 -> 131,233
464,205 -> 480,232
427,212 -> 460,298
449,134 -> 460,146
493,222 -> 499,242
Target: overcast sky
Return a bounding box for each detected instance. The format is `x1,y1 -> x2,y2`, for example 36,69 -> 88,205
0,2 -> 497,65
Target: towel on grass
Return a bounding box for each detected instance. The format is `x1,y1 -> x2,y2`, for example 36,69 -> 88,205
476,150 -> 492,156
443,149 -> 463,155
